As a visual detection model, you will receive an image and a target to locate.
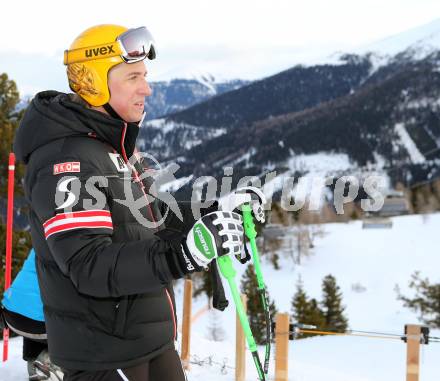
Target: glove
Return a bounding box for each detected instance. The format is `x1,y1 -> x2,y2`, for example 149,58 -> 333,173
218,186 -> 266,264
158,210 -> 245,278
183,211 -> 244,268
159,200 -> 219,234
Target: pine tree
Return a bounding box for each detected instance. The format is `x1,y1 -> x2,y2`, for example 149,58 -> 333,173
0,73 -> 26,198
321,274 -> 348,332
306,298 -> 326,330
240,264 -> 277,344
291,279 -> 309,323
0,223 -> 32,294
291,278 -> 325,338
0,73 -> 31,293
397,272 -> 440,327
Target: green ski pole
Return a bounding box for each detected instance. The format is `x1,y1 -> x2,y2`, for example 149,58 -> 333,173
217,254 -> 266,381
241,204 -> 271,374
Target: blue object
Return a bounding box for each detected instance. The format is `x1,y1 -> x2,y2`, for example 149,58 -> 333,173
2,249 -> 45,322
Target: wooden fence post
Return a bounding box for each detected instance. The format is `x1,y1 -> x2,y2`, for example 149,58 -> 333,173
235,294 -> 247,381
181,279 -> 192,369
275,313 -> 290,381
406,324 -> 422,381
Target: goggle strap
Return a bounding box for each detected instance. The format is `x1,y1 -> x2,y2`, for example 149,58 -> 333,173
63,41 -> 123,65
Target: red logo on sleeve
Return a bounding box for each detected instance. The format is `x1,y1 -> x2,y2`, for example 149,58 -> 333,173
53,162 -> 81,175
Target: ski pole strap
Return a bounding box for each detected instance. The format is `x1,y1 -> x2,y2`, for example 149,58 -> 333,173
210,260 -> 229,311
252,351 -> 266,381
236,235 -> 252,264
258,288 -> 271,374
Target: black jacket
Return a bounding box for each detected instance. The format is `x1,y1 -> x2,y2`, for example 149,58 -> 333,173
14,91 -> 192,370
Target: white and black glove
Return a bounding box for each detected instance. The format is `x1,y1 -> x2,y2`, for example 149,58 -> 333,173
218,186 -> 266,264
183,211 -> 244,268
159,210 -> 245,277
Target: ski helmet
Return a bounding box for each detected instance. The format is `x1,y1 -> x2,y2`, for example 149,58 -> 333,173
64,24 -> 156,106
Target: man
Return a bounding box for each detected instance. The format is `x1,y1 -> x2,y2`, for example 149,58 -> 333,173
14,24 -> 246,381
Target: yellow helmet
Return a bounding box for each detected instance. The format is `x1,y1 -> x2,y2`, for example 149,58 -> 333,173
64,24 -> 156,106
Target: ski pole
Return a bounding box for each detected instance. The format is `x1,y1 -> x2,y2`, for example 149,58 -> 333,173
241,204 -> 271,374
217,254 -> 266,381
3,153 -> 15,362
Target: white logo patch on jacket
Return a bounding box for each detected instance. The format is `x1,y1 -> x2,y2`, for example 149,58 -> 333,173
55,177 -> 78,210
108,153 -> 129,172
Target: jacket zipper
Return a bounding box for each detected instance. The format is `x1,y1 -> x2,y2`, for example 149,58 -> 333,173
120,123 -> 157,227
120,123 -> 177,341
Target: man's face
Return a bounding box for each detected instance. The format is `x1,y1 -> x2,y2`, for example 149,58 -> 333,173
107,61 -> 152,123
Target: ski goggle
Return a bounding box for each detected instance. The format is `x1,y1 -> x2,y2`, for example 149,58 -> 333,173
64,26 -> 156,65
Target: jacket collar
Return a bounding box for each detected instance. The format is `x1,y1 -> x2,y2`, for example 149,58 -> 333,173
60,94 -> 140,160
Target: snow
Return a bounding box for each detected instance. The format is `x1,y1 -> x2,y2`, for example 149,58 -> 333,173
188,213 -> 440,334
141,118 -> 227,154
226,147 -> 257,169
177,212 -> 440,380
365,19 -> 440,58
152,66 -> 232,86
0,337 -> 29,380
351,18 -> 440,61
142,18 -> 440,87
302,18 -> 440,77
404,97 -> 440,110
258,151 -> 361,202
394,123 -> 425,164
159,174 -> 194,192
145,118 -> 227,139
371,152 -> 387,169
286,152 -> 353,174
2,213 -> 440,380
181,213 -> 440,380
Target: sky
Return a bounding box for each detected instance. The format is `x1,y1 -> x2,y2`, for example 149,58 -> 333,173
1,0 -> 440,94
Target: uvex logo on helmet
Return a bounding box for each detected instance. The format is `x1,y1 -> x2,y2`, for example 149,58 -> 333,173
85,45 -> 115,58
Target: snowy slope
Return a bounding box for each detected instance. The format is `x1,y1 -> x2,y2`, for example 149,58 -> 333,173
312,18 -> 440,71
152,18 -> 440,81
175,212 -> 440,380
152,68 -> 229,88
182,212 -> 440,336
355,18 -> 440,58
321,17 -> 440,73
2,213 -> 440,380
139,118 -> 227,158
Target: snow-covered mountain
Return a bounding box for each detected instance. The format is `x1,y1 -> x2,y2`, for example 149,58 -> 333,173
355,18 -> 440,59
145,77 -> 249,120
139,19 -> 440,194
139,55 -> 372,164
